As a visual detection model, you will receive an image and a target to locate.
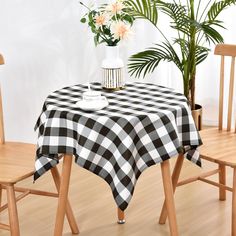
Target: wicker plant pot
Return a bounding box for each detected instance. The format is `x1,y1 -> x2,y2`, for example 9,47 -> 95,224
191,104 -> 202,131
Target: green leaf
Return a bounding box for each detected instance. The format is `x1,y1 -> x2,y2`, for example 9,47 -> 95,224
157,1 -> 190,36
103,27 -> 111,35
195,46 -> 210,65
90,25 -> 97,34
88,10 -> 96,23
128,41 -> 181,78
207,0 -> 236,21
122,14 -> 135,25
173,38 -> 189,58
199,22 -> 224,44
124,0 -> 158,27
80,18 -> 86,23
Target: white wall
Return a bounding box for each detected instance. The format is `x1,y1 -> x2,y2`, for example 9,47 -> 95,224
0,0 -> 235,143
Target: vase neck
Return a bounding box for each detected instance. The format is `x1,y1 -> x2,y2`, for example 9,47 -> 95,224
105,45 -> 120,59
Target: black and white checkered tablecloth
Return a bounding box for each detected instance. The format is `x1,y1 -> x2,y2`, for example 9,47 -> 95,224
34,82 -> 202,210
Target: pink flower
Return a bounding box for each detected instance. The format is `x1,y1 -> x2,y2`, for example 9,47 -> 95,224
95,14 -> 107,27
111,21 -> 132,40
106,1 -> 125,14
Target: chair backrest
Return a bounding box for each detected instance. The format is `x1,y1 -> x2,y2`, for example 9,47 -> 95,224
0,54 -> 5,144
214,44 -> 236,132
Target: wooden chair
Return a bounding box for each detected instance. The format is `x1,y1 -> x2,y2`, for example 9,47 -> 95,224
0,54 -> 79,236
159,44 -> 236,236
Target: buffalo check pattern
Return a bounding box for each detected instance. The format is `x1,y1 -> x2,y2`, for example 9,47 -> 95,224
34,82 -> 202,210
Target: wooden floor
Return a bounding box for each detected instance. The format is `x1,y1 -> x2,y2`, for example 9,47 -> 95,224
0,157 -> 233,236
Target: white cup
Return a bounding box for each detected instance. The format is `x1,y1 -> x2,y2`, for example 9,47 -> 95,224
82,91 -> 102,101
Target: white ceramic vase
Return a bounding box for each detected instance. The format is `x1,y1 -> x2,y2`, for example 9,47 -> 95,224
101,45 -> 125,90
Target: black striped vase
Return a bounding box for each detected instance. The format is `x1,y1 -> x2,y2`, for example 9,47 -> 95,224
102,67 -> 124,90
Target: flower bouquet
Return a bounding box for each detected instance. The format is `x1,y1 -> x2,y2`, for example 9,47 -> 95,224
80,0 -> 134,46
80,0 -> 135,90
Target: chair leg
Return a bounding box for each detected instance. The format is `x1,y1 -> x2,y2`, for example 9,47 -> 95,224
219,164 -> 226,201
159,154 -> 184,224
0,184 -> 2,207
54,155 -> 73,236
232,168 -> 236,236
50,166 -> 79,234
161,160 -> 179,236
6,184 -> 20,236
117,208 -> 125,224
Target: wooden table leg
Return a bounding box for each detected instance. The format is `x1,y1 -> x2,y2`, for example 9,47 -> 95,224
161,160 -> 179,236
117,208 -> 125,224
232,168 -> 236,236
51,166 -> 79,234
159,154 -> 184,224
54,154 -> 73,236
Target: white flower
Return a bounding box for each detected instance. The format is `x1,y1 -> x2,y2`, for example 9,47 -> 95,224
106,1 -> 125,14
111,21 -> 133,40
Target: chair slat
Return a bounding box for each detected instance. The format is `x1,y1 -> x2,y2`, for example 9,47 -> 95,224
0,88 -> 5,144
219,56 -> 225,130
215,45 -> 236,131
227,56 -> 235,131
215,44 -> 236,57
0,54 -> 4,65
235,116 -> 236,133
0,56 -> 4,143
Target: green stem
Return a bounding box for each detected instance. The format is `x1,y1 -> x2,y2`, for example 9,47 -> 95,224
186,0 -> 190,12
199,0 -> 212,22
96,27 -> 111,45
172,0 -> 185,62
99,34 -> 110,44
187,0 -> 197,109
79,1 -> 91,11
196,0 -> 202,19
147,19 -> 173,47
99,25 -> 117,46
196,31 -> 205,45
183,72 -> 189,99
156,26 -> 172,45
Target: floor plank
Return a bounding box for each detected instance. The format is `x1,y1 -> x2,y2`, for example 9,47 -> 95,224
0,157 -> 233,236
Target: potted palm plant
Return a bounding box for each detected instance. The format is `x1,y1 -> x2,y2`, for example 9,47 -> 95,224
126,0 -> 236,129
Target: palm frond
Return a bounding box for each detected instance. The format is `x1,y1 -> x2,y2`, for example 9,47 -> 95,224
125,0 -> 158,26
173,39 -> 209,65
195,46 -> 210,65
207,0 -> 236,21
128,42 -> 181,78
199,22 -> 224,44
173,38 -> 189,58
157,1 -> 190,36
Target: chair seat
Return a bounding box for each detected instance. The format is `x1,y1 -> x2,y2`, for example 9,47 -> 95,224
199,128 -> 236,167
0,142 -> 36,183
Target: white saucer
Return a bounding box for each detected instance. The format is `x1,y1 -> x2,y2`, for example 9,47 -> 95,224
76,97 -> 109,111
